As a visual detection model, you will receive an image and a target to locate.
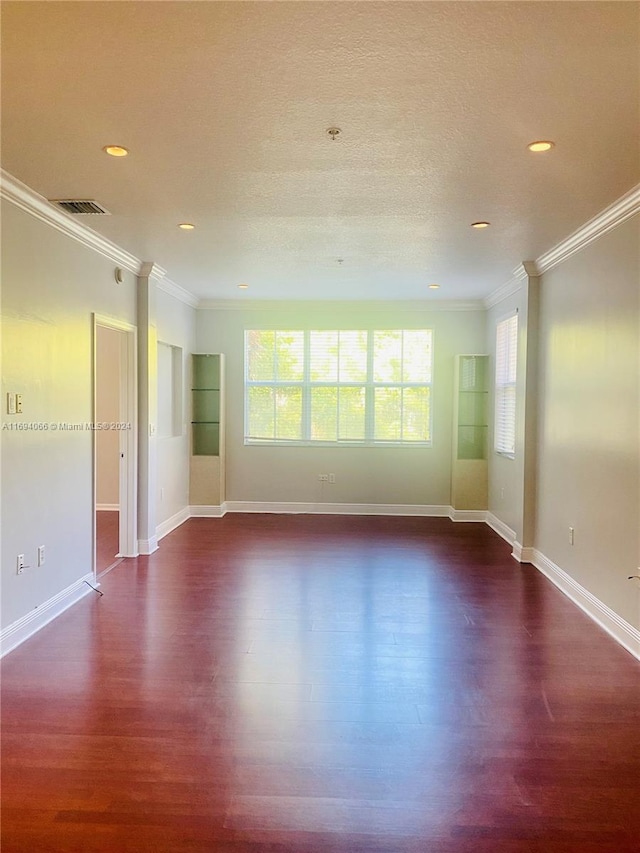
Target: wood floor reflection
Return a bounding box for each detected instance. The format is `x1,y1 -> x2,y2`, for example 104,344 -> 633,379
95,509 -> 120,575
2,514 -> 639,852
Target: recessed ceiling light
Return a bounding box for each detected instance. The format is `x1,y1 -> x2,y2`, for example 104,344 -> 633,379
103,145 -> 129,157
528,140 -> 555,152
238,283 -> 249,289
471,221 -> 490,229
178,223 -> 195,230
428,284 -> 440,290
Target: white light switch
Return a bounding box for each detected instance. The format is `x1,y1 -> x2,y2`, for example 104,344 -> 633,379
7,393 -> 16,414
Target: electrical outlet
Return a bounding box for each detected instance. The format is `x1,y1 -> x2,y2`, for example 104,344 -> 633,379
17,554 -> 25,575
15,394 -> 23,413
569,526 -> 575,546
328,473 -> 336,484
37,545 -> 45,566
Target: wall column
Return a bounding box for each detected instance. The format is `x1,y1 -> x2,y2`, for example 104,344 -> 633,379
137,262 -> 166,554
512,261 -> 539,562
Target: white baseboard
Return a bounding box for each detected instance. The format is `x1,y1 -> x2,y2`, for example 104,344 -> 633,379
449,509 -> 488,522
138,536 -> 159,555
96,503 -> 119,512
512,541 -> 535,563
156,507 -> 190,541
531,549 -> 640,661
223,501 -> 451,517
486,512 -> 516,545
0,573 -> 96,658
189,503 -> 228,517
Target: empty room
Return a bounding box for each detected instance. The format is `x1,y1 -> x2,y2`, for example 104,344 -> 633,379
1,2 -> 639,851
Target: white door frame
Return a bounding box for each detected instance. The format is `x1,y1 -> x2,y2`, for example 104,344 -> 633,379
93,314 -> 138,572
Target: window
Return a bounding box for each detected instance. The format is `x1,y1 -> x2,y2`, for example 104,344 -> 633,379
494,313 -> 518,456
245,329 -> 433,446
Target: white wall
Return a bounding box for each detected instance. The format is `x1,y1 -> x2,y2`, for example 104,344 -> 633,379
197,304 -> 486,506
535,215 -> 640,627
156,288 -> 196,526
1,200 -> 137,630
95,325 -> 121,507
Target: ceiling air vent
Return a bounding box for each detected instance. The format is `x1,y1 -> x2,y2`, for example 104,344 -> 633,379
50,199 -> 111,215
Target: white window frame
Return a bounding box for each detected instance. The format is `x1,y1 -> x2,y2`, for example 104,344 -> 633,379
244,329 -> 434,447
494,312 -> 518,457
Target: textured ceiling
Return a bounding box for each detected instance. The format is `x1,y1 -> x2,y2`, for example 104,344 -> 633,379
1,1 -> 638,301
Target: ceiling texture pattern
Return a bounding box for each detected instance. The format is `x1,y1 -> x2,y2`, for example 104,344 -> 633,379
2,1 -> 638,301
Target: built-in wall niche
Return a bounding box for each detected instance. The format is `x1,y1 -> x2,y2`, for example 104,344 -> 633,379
158,342 -> 183,438
189,353 -> 225,506
451,354 -> 489,511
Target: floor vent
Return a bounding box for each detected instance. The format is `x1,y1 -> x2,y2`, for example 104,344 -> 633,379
50,199 -> 111,215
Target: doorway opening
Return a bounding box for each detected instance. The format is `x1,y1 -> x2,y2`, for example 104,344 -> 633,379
93,315 -> 137,578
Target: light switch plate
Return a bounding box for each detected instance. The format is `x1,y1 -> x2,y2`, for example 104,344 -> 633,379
7,393 -> 16,414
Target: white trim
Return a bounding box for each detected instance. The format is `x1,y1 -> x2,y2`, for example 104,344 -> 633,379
512,541 -> 534,563
486,512 -> 516,545
223,501 -> 451,516
485,184 -> 640,305
138,536 -> 159,555
0,573 -> 96,658
190,504 -> 228,517
156,507 -> 191,540
198,299 -> 484,312
531,549 -> 640,661
157,277 -> 199,309
483,262 -> 538,309
1,170 -> 141,273
96,504 -> 119,512
484,278 -> 523,310
93,315 -> 138,561
139,261 -> 167,281
0,170 -> 199,309
536,184 -> 640,274
449,509 -> 488,522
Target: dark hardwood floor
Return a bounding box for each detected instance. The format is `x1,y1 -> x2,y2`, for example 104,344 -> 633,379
95,510 -> 120,575
2,515 -> 639,852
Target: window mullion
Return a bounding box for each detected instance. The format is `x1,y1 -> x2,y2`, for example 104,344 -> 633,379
365,329 -> 374,442
336,332 -> 341,441
302,331 -> 311,441
400,332 -> 405,441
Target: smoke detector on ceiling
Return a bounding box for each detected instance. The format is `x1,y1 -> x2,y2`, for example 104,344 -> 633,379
50,199 -> 111,215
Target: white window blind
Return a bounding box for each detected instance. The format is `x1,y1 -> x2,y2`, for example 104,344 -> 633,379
245,329 -> 433,446
494,313 -> 518,455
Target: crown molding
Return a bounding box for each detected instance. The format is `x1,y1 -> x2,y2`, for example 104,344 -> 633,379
485,183 -> 639,307
536,184 -> 640,274
484,261 -> 539,309
1,169 -> 200,309
198,298 -> 485,312
139,261 -> 167,281
0,169 -> 141,274
484,276 -> 523,309
157,277 -> 199,308
520,261 -> 540,278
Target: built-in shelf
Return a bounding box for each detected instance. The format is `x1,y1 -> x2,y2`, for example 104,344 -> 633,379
190,354 -> 225,505
452,354 -> 489,510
